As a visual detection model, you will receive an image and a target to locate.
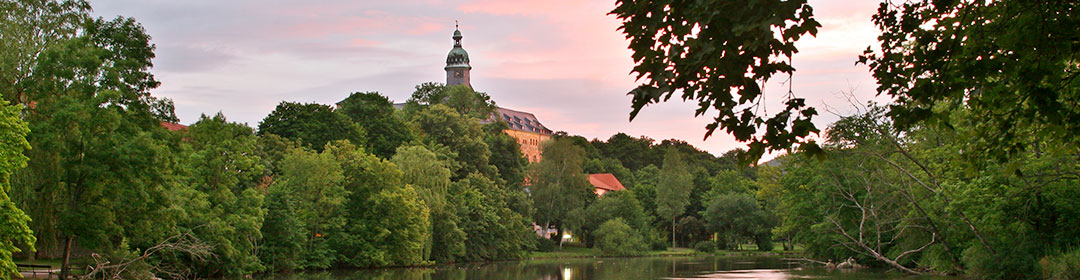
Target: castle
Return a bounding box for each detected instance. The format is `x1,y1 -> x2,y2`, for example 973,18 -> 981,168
444,27 -> 553,163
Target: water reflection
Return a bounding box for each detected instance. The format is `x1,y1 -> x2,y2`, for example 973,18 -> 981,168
252,255 -> 958,280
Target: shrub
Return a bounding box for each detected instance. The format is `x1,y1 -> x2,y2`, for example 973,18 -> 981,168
534,235 -> 555,252
755,232 -> 774,252
694,241 -> 716,253
1041,248 -> 1080,280
593,218 -> 647,256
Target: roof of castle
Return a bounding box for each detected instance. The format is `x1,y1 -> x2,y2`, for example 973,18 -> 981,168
588,173 -> 626,192
495,107 -> 552,135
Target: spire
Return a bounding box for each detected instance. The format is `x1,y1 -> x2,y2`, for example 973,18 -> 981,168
452,21 -> 463,47
445,23 -> 472,87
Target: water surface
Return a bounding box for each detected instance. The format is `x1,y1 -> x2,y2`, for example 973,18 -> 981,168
257,255 -> 957,280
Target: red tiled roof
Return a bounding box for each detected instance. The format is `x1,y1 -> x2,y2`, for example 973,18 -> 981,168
160,121 -> 188,131
588,173 -> 625,192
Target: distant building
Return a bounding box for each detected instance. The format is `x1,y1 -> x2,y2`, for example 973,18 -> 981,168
587,173 -> 626,196
442,27 -> 553,163
160,121 -> 188,131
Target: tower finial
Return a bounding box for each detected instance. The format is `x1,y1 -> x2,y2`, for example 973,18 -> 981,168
455,20 -> 459,30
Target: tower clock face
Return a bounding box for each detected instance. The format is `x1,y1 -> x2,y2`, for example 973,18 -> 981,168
454,70 -> 462,77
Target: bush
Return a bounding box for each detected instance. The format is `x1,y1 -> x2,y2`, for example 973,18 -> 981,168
755,232 -> 774,252
1041,249 -> 1080,280
534,235 -> 555,252
643,227 -> 668,251
694,241 -> 716,253
593,218 -> 647,256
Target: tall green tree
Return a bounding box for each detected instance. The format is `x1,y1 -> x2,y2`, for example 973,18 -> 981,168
530,138 -> 593,248
257,102 -> 364,152
450,173 -> 532,261
269,147 -> 348,269
0,98 -> 34,278
9,13 -> 179,278
391,144 -> 463,263
0,0 -> 90,105
336,91 -> 415,158
657,149 -> 692,248
174,113 -> 267,276
325,141 -> 429,267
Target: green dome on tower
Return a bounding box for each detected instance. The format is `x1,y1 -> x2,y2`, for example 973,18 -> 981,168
446,27 -> 470,69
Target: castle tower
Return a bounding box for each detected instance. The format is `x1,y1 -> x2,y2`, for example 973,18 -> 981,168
445,24 -> 472,87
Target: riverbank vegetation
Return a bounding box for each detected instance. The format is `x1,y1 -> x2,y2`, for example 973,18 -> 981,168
611,0 -> 1080,278
2,0 -> 1078,279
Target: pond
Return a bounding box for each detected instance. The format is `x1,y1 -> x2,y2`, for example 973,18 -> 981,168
253,255 -> 960,280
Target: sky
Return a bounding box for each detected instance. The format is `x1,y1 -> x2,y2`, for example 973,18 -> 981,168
88,0 -> 885,159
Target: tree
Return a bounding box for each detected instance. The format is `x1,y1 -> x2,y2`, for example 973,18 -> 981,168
259,183 -> 304,272
9,13 -> 180,278
336,91 -> 415,158
610,0 -> 823,163
582,191 -> 648,247
407,82 -> 497,119
325,141 -> 428,267
0,0 -> 90,105
704,193 -> 769,250
257,101 -> 364,152
411,104 -> 495,179
391,144 -> 463,263
592,218 -> 647,256
270,147 -> 348,269
450,173 -> 532,261
657,149 -> 692,248
530,138 -> 593,249
860,0 -> 1080,161
0,98 -> 34,278
174,113 -> 267,276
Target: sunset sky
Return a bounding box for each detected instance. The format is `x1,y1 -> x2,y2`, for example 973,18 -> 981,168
88,0 -> 885,159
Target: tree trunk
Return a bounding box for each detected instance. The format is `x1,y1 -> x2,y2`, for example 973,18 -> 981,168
556,226 -> 564,250
671,216 -> 676,249
60,236 -> 72,279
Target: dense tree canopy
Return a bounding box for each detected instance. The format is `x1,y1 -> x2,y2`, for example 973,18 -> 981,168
257,102 -> 364,152
336,91 -> 415,158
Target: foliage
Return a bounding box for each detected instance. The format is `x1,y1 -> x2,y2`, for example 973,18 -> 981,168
0,98 -> 33,278
530,138 -> 593,247
326,141 -> 429,267
450,173 -> 533,261
592,218 -> 647,256
173,113 -> 267,276
407,82 -> 497,119
860,0 -> 1080,161
483,121 -> 529,188
1041,248 -> 1080,280
257,102 -> 365,152
267,147 -> 348,269
411,104 -> 495,178
336,91 -> 416,158
582,191 -> 647,247
391,144 -> 461,262
693,241 -> 715,254
704,193 -> 770,250
611,0 -> 822,163
9,11 -> 180,277
657,148 -> 692,248
259,183 -> 304,272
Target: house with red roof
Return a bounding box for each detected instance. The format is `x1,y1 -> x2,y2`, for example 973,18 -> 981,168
588,173 -> 625,196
